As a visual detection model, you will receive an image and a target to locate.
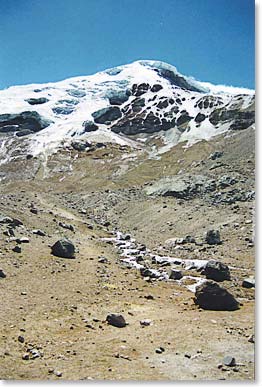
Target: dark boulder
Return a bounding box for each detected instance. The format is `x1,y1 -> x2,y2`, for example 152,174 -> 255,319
82,120 -> 99,132
26,97 -> 49,105
204,229 -> 221,245
194,281 -> 239,311
169,269 -> 183,280
92,106 -> 122,124
203,260 -> 230,282
106,313 -> 127,328
0,111 -> 53,133
195,113 -> 206,123
0,269 -> 6,278
51,238 -> 75,258
151,84 -> 163,92
12,245 -> 22,253
242,277 -> 255,288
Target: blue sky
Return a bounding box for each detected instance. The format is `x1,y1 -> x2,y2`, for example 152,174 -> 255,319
0,0 -> 255,89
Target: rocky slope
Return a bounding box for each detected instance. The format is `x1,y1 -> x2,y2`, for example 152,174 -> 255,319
0,61 -> 255,381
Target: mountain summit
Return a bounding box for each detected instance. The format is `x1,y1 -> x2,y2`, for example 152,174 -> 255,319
0,60 -> 255,163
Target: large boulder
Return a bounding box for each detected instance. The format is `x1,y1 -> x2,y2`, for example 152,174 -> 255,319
194,281 -> 239,311
51,238 -> 75,258
0,111 -> 53,133
92,106 -> 122,124
203,260 -> 230,282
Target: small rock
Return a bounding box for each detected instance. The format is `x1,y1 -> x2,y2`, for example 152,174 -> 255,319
0,269 -> 6,278
140,319 -> 152,326
169,269 -> 183,280
30,208 -> 38,214
184,353 -> 191,359
58,222 -> 74,231
98,257 -> 108,263
106,313 -> 127,328
22,354 -> 29,360
18,335 -> 25,343
155,347 -> 165,354
32,229 -> 46,236
248,334 -> 255,343
144,294 -> 154,300
122,233 -> 131,241
223,356 -> 236,367
53,370 -> 62,377
30,348 -> 42,359
16,237 -> 30,244
12,245 -> 22,253
242,277 -> 255,288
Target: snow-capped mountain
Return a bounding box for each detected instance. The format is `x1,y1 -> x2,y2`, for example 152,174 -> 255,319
0,60 -> 255,162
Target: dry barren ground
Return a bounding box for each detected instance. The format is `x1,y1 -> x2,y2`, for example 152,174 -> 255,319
0,128 -> 255,381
